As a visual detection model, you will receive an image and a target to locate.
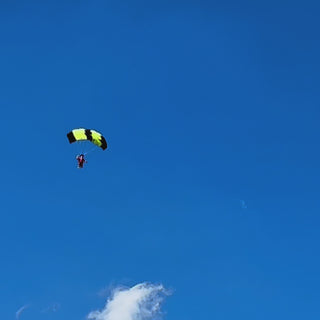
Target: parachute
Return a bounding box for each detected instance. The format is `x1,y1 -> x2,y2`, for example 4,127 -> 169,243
67,128 -> 107,150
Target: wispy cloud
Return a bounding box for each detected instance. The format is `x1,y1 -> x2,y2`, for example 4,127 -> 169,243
41,303 -> 60,313
15,305 -> 29,320
240,199 -> 247,209
88,283 -> 169,320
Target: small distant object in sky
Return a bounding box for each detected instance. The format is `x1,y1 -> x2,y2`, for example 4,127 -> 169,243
67,128 -> 108,169
16,305 -> 29,319
240,200 -> 247,209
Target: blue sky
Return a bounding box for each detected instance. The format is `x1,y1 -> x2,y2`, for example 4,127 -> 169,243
1,1 -> 320,319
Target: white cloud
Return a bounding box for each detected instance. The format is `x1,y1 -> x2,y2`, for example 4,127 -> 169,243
15,305 -> 29,319
41,303 -> 60,313
88,283 -> 169,320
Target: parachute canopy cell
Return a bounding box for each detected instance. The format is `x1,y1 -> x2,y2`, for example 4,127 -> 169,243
67,128 -> 107,150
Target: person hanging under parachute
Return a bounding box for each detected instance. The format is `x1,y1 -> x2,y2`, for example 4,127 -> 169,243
67,128 -> 107,168
76,154 -> 87,168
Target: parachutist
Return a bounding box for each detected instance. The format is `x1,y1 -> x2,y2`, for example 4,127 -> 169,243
67,128 -> 107,168
76,154 -> 87,168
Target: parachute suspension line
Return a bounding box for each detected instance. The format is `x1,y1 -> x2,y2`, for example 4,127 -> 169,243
78,140 -> 89,155
80,141 -> 86,154
75,141 -> 98,157
77,141 -> 82,156
84,146 -> 98,156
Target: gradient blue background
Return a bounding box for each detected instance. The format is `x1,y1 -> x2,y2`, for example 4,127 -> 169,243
1,1 -> 320,319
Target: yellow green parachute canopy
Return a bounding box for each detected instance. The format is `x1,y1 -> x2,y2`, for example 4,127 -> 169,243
67,128 -> 107,150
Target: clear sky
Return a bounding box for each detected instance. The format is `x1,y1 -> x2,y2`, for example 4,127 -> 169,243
1,1 -> 320,319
